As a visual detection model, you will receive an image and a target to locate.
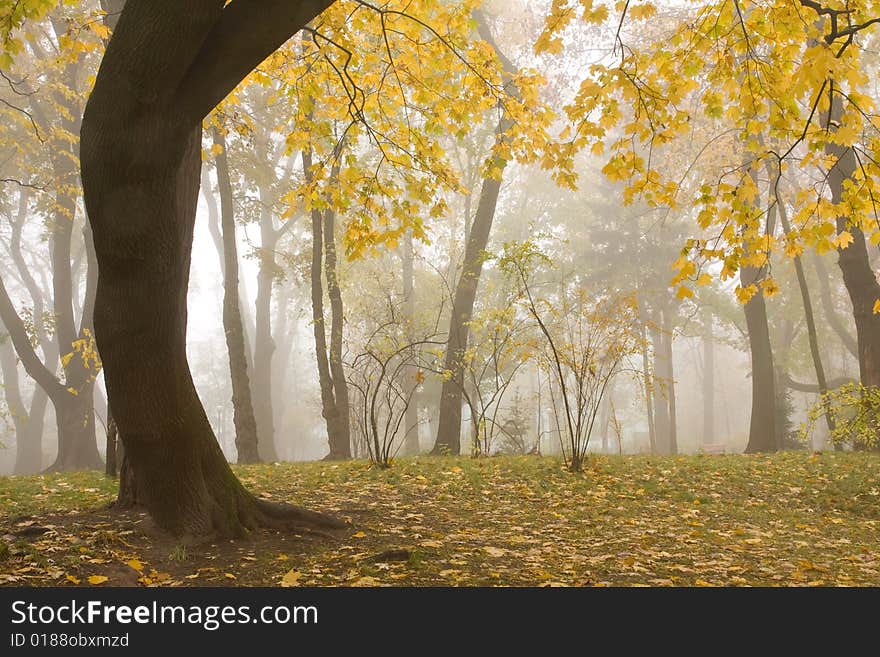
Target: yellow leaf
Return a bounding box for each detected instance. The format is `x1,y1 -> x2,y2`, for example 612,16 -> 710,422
696,273 -> 712,286
352,531 -> 366,538
66,574 -> 80,585
351,576 -> 380,587
126,559 -> 144,572
833,231 -> 854,250
210,143 -> 224,156
483,546 -> 507,557
224,573 -> 236,580
419,540 -> 443,548
873,299 -> 880,315
676,285 -> 694,301
281,569 -> 302,587
87,575 -> 108,585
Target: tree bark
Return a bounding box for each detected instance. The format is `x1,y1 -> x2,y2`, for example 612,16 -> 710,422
740,266 -> 778,452
252,181 -> 279,462
213,127 -> 260,464
812,254 -> 859,359
302,149 -> 350,460
105,408 -> 118,477
401,230 -> 420,455
824,108 -> 880,390
649,323 -> 672,454
322,180 -> 351,459
433,12 -> 515,455
661,309 -> 678,455
80,0 -> 340,536
702,310 -> 715,446
776,189 -> 836,436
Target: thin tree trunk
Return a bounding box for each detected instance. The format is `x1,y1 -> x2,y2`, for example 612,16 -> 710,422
105,408 -> 118,477
433,13 -> 515,455
702,310 -> 715,446
662,309 -> 678,455
402,230 -> 420,455
271,284 -> 294,458
252,182 -> 279,462
641,320 -> 657,454
213,127 -> 260,464
1,337 -> 43,474
812,254 -> 859,359
650,323 -> 672,454
775,190 -> 837,437
302,149 -> 350,460
322,184 -> 351,459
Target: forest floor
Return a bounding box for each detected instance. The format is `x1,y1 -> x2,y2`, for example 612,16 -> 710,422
1,452 -> 879,587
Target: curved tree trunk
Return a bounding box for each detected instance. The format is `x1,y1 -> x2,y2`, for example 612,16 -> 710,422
213,127 -> 260,464
80,0 -> 339,536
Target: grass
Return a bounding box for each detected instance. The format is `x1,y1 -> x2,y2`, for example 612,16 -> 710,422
1,452 -> 879,586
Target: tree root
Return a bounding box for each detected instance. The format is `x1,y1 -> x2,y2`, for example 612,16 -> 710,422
252,497 -> 348,531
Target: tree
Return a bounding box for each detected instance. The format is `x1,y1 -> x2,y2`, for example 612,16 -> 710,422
79,0 -> 342,536
212,126 -> 260,464
433,10 -> 518,455
501,241 -> 642,471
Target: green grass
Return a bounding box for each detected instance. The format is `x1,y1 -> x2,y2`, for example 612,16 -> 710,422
1,452 -> 879,586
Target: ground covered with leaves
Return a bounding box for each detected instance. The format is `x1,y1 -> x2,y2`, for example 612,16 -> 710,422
1,452 -> 879,586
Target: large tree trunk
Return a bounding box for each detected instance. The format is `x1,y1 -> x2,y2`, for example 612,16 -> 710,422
80,0 -> 339,536
741,266 -> 778,452
213,128 -> 260,464
825,126 -> 880,390
271,284 -> 294,458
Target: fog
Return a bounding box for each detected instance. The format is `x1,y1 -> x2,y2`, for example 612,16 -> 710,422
0,0 -> 871,476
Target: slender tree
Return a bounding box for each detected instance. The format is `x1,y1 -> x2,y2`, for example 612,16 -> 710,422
213,127 -> 260,464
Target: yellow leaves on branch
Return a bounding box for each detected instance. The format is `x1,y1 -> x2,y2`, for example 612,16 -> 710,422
535,0 -> 880,305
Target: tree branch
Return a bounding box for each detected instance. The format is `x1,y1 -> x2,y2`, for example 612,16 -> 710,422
0,274 -> 66,401
177,0 -> 335,124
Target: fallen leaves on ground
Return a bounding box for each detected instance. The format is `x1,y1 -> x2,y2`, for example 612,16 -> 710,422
1,453 -> 879,586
